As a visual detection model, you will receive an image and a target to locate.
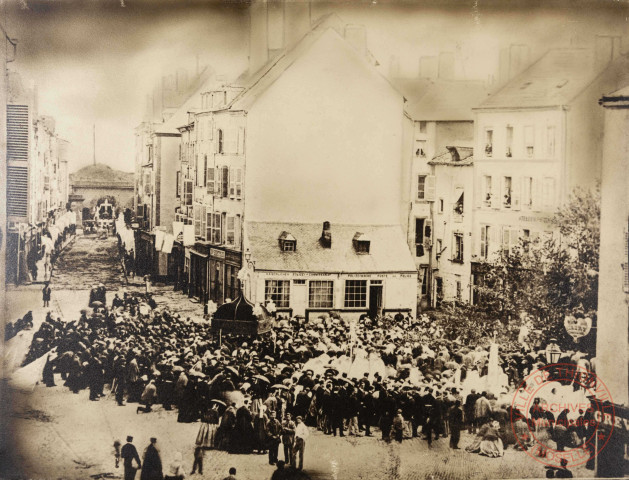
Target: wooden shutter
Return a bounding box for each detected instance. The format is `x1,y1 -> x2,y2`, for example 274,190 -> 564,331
425,175 -> 436,201
480,225 -> 486,258
474,174 -> 482,210
207,167 -> 215,195
512,176 -> 521,210
510,229 -> 519,253
229,167 -> 236,197
236,168 -> 243,198
491,176 -> 499,209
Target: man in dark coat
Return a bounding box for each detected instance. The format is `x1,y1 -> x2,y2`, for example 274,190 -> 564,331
140,437 -> 163,480
265,410 -> 282,465
465,389 -> 480,433
121,436 -> 141,480
42,282 -> 51,308
448,400 -> 463,449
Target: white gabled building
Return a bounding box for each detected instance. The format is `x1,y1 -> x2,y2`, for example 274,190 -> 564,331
178,14 -> 417,318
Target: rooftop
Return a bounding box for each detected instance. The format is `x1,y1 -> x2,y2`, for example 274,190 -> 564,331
69,164 -> 134,189
429,146 -> 474,166
246,221 -> 416,273
478,48 -> 629,109
405,80 -> 491,121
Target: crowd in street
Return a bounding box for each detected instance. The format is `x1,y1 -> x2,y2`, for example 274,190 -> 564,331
21,289 -> 596,476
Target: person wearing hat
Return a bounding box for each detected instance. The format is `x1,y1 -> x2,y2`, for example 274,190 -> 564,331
448,400 -> 463,449
140,437 -> 163,480
293,416 -> 309,470
265,410 -> 282,465
121,436 -> 141,480
392,409 -> 405,443
42,282 -> 52,308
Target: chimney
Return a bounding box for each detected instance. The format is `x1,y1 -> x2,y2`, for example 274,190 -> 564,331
438,52 -> 455,80
419,56 -> 438,80
498,44 -> 530,84
320,221 -> 331,248
249,0 -> 270,73
595,35 -> 622,70
285,1 -> 312,48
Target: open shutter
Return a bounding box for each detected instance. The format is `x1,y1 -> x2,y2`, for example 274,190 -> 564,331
425,175 -> 436,201
216,167 -> 222,197
207,167 -> 215,195
480,226 -> 486,258
229,167 -> 236,197
474,174 -> 482,210
236,168 -> 243,198
424,219 -> 432,251
235,215 -> 241,249
510,229 -> 519,253
532,177 -> 540,211
491,176 -> 499,209
512,176 -> 521,210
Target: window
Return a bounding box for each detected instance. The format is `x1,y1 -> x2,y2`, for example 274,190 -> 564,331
483,175 -> 493,208
217,129 -> 224,154
417,175 -> 426,200
226,216 -> 235,246
524,125 -> 534,157
309,281 -> 334,308
453,232 -> 464,263
502,227 -> 520,256
416,140 -> 426,157
436,239 -> 442,257
456,280 -> 462,301
344,280 -> 367,308
235,168 -> 243,199
547,126 -> 556,157
282,240 -> 296,251
506,126 -> 513,157
415,218 -> 425,257
206,212 -> 221,244
420,266 -> 428,295
176,171 -> 181,198
438,198 -> 444,213
294,279 -> 306,285
183,180 -> 193,206
265,280 -> 290,308
417,175 -> 435,201
503,176 -> 512,208
485,128 -> 493,157
225,264 -> 238,302
419,121 -> 427,134
454,188 -> 464,216
480,225 -> 490,259
542,177 -> 556,208
197,154 -> 207,187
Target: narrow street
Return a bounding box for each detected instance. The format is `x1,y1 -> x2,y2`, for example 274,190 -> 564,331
1,235 -> 584,480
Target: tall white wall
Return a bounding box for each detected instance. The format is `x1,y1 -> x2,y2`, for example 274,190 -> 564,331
244,28 -> 405,226
597,105 -> 629,405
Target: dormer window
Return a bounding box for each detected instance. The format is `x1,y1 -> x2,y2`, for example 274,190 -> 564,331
353,232 -> 370,254
278,231 -> 296,252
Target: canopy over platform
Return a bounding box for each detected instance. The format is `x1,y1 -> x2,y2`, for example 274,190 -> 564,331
211,293 -> 273,335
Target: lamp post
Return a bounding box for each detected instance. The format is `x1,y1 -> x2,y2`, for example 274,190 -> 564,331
241,248 -> 256,301
545,338 -> 562,365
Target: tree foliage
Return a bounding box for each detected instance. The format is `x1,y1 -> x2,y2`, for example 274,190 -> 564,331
472,184 -> 600,353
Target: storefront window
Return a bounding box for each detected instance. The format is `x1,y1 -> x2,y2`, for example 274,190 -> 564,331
265,280 -> 290,308
308,280 -> 333,308
344,280 -> 367,308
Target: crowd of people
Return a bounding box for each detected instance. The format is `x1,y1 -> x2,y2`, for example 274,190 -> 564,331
22,288 -> 596,476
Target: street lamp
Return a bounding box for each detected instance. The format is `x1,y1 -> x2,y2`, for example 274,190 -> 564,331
244,248 -> 255,269
545,338 -> 562,364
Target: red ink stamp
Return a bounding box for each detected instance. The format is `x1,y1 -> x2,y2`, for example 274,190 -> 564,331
510,363 -> 615,469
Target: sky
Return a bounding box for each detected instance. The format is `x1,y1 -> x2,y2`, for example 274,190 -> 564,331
4,0 -> 629,174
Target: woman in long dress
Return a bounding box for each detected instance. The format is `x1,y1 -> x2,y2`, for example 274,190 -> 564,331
195,403 -> 220,449
479,421 -> 504,457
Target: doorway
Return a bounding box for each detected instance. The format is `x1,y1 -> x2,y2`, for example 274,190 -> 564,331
369,284 -> 383,319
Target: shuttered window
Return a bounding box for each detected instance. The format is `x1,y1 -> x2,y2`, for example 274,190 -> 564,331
7,105 -> 29,161
7,166 -> 28,218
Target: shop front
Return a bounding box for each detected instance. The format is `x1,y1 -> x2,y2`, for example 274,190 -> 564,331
134,230 -> 155,277
187,243 -> 242,307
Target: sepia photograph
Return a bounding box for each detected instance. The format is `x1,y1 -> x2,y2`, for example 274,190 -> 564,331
1,0 -> 628,479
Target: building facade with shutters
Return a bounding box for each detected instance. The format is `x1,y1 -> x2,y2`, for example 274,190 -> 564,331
470,47 -> 629,302
5,72 -> 70,284
173,14 -> 418,317
403,80 -> 489,307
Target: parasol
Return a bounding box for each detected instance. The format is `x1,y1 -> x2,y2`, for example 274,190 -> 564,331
226,366 -> 239,376
91,301 -> 104,307
210,399 -> 226,406
271,384 -> 289,390
253,374 -> 270,383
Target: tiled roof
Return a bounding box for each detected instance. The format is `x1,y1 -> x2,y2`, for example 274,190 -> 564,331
246,222 -> 416,273
405,80 -> 491,121
478,48 -> 609,109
